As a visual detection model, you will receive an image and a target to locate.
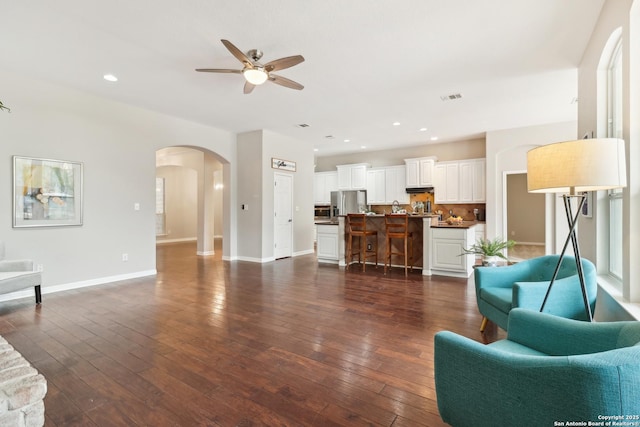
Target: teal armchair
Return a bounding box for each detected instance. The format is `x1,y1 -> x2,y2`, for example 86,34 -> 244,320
475,255 -> 596,331
434,308 -> 640,427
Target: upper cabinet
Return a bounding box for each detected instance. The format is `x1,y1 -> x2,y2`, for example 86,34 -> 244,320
366,168 -> 386,204
337,163 -> 369,190
313,171 -> 338,205
405,157 -> 436,187
434,162 -> 460,203
434,158 -> 485,204
366,165 -> 409,205
384,165 -> 410,204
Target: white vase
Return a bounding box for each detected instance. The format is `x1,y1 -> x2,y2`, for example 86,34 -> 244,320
483,255 -> 498,267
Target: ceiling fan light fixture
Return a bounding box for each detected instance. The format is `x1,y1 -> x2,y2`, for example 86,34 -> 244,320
243,67 -> 268,85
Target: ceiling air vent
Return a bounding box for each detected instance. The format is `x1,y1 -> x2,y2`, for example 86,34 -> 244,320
440,93 -> 463,101
297,123 -> 310,128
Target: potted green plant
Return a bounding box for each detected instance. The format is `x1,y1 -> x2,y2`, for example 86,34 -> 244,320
0,100 -> 10,112
461,237 -> 516,266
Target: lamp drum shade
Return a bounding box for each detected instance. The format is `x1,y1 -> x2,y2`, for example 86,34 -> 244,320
527,138 -> 627,193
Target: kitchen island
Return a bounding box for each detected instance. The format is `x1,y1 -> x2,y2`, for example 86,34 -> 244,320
317,215 -> 480,277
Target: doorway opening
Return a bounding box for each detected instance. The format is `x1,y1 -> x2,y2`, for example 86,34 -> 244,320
505,172 -> 545,261
155,147 -> 226,258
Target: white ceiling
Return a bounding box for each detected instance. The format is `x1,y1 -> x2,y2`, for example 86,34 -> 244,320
1,1 -> 604,157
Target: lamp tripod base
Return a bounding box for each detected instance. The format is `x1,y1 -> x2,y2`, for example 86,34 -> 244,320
540,193 -> 593,322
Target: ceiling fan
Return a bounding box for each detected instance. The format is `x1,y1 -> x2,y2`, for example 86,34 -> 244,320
196,39 -> 305,94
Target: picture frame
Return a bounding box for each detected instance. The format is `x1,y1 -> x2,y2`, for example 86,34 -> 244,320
580,191 -> 592,218
12,156 -> 84,228
271,157 -> 296,172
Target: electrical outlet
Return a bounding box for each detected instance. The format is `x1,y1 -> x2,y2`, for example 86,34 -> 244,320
367,243 -> 372,251
122,253 -> 129,262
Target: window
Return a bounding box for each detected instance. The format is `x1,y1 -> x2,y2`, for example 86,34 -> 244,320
155,177 -> 166,236
607,38 -> 623,282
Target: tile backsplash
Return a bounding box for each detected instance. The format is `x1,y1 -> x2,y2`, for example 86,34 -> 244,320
371,193 -> 485,221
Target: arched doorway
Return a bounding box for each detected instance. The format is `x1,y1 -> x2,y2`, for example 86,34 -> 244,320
155,146 -> 226,257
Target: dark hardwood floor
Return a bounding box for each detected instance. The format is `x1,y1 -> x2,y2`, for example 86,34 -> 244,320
0,242 -> 504,426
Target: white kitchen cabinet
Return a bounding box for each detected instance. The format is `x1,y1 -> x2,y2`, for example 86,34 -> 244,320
366,168 -> 386,204
366,166 -> 409,205
404,157 -> 436,188
316,224 -> 340,263
337,163 -> 369,190
384,165 -> 409,204
459,161 -> 474,202
459,159 -> 486,203
431,227 -> 476,277
434,162 -> 460,204
434,158 -> 485,204
472,159 -> 486,202
314,171 -> 338,205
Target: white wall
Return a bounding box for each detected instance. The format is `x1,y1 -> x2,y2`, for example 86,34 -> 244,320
262,130 -> 315,256
485,121 -> 577,247
236,129 -> 315,262
237,131 -> 265,261
0,71 -> 236,293
315,138 -> 485,171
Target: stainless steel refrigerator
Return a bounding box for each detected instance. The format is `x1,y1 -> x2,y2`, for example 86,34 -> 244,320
330,190 -> 367,220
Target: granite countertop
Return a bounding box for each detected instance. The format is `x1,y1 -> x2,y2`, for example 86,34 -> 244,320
431,221 -> 480,229
356,213 -> 440,218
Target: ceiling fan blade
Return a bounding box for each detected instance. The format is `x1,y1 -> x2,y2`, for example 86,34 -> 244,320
221,39 -> 253,67
243,81 -> 256,94
195,68 -> 242,73
269,74 -> 304,90
264,55 -> 305,72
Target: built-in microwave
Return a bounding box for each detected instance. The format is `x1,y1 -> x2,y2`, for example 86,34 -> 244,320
314,205 -> 331,219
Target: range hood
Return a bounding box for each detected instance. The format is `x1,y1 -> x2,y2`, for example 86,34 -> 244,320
406,187 -> 434,194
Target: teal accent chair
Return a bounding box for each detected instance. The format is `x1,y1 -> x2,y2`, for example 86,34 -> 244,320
434,308 -> 640,427
475,255 -> 596,331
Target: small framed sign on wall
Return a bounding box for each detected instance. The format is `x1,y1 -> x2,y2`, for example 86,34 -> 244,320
271,157 -> 296,172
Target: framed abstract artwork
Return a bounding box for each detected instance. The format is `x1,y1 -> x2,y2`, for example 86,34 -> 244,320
12,156 -> 83,227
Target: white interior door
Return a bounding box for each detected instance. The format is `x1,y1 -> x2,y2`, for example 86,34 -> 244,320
274,172 -> 293,259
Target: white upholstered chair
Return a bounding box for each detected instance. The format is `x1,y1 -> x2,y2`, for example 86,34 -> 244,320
0,241 -> 42,304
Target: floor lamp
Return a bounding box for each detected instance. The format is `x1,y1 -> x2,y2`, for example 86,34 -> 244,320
526,138 -> 627,322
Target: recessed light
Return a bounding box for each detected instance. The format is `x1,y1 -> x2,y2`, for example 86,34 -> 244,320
419,127 -> 428,132
360,145 -> 367,149
103,74 -> 118,82
430,136 -> 439,141
392,122 -> 401,126
313,148 -> 319,152
344,139 -> 350,143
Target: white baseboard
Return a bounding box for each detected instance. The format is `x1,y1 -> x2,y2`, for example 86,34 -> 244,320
293,249 -> 315,257
0,270 -> 157,303
235,256 -> 276,263
156,237 -> 197,244
196,251 -> 215,256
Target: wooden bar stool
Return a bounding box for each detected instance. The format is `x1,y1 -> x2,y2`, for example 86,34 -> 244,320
384,214 -> 413,276
346,214 -> 378,272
